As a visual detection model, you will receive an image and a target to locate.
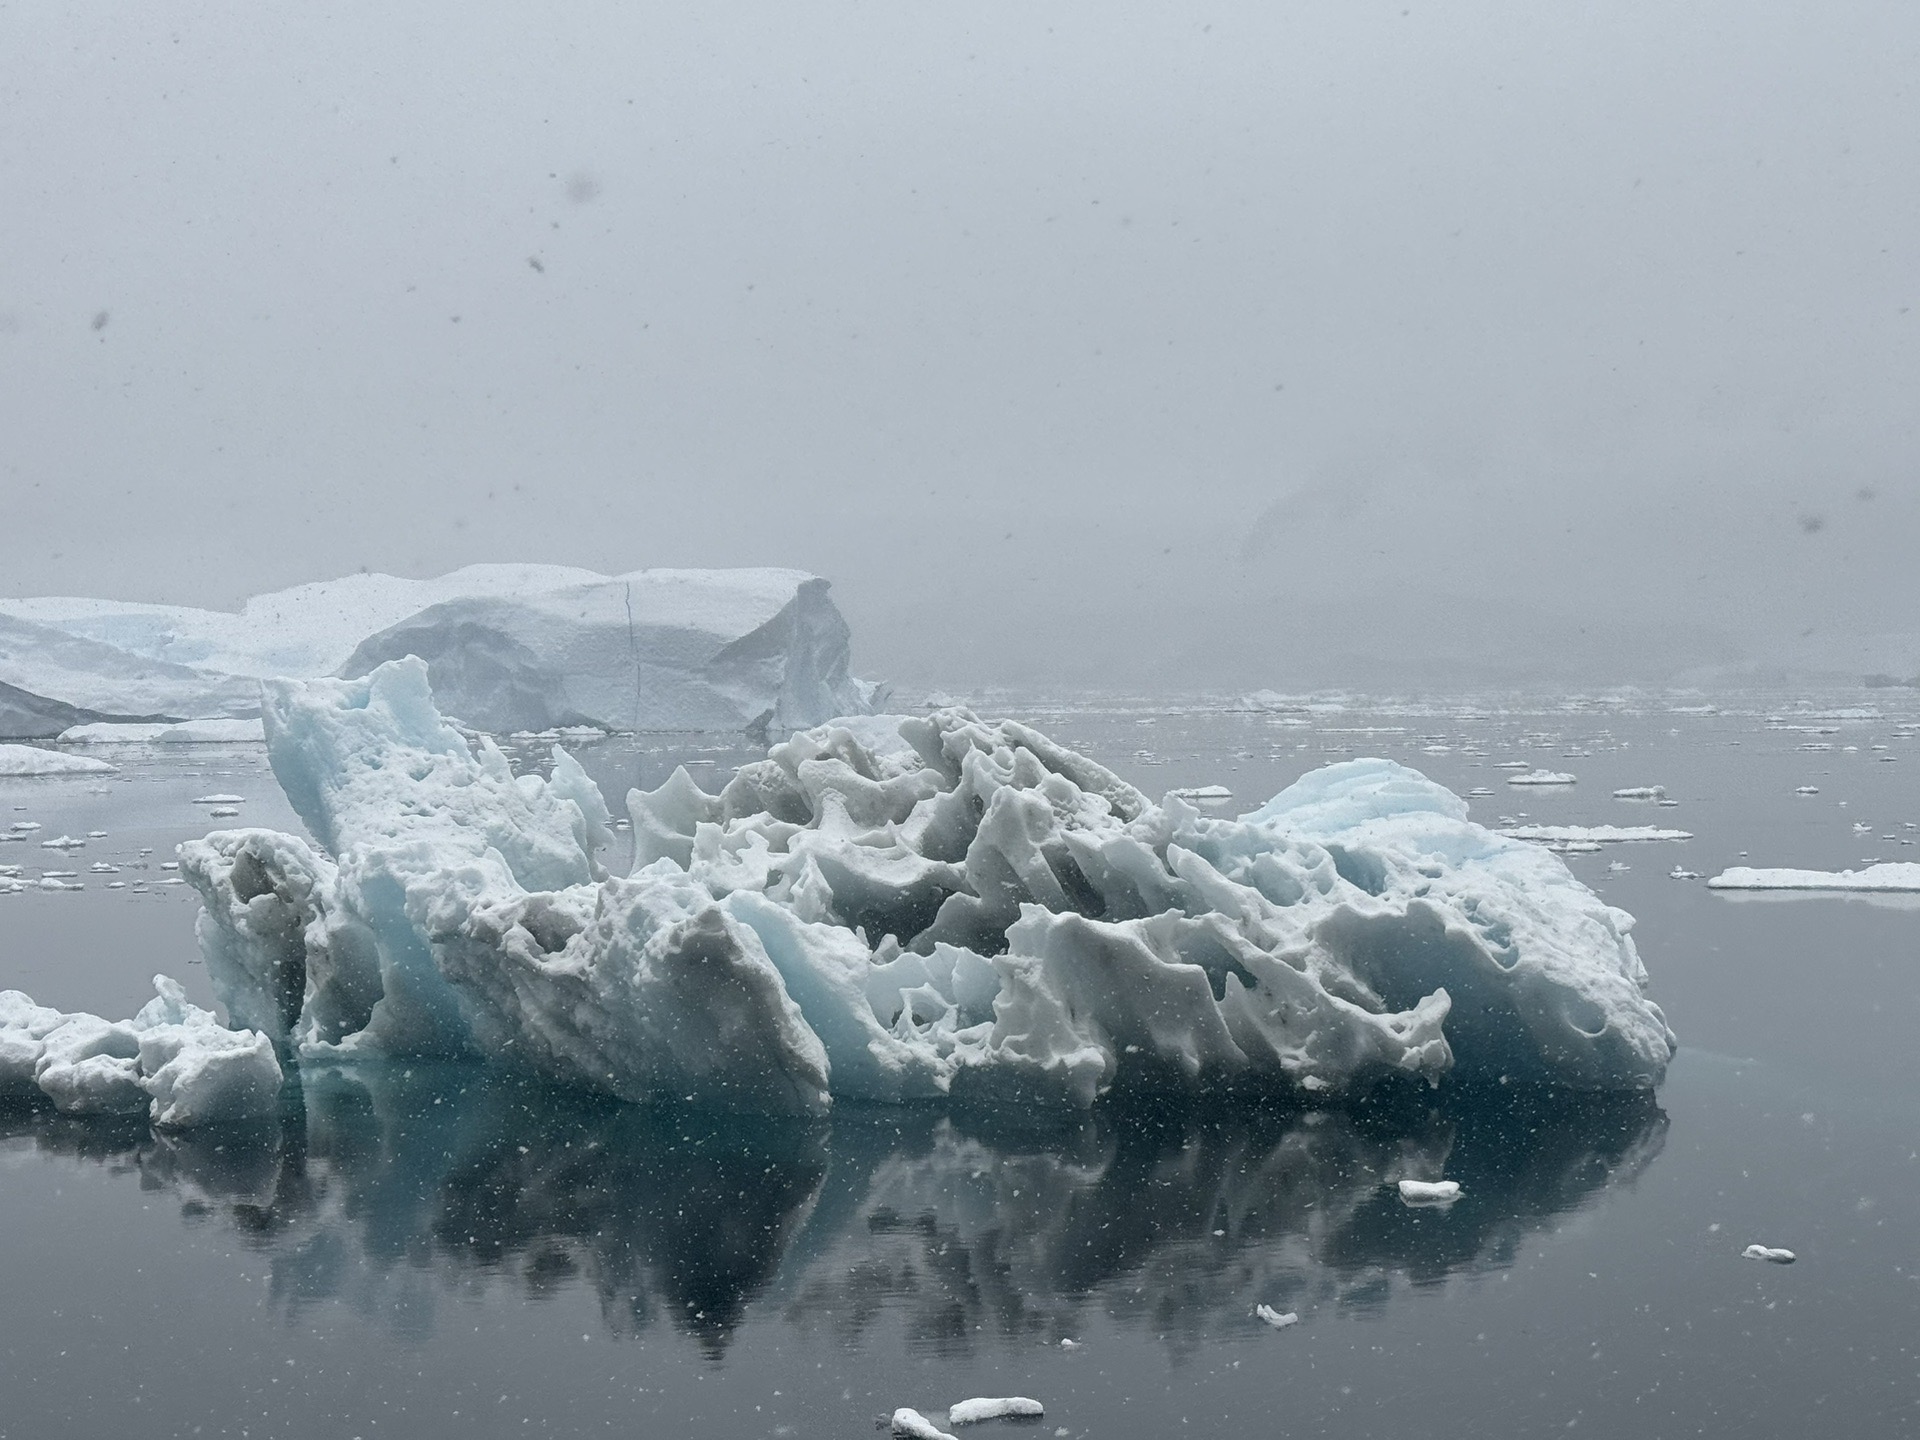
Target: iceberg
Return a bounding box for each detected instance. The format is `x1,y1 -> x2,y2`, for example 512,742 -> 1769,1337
0,565 -> 882,737
175,660 -> 1674,1114
0,977 -> 281,1126
1707,863 -> 1920,893
0,744 -> 117,776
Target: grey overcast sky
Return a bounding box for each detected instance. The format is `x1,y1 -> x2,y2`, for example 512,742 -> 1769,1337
3,2 -> 1916,691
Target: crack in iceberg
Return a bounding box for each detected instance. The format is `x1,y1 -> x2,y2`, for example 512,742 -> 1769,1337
177,658 -> 1675,1114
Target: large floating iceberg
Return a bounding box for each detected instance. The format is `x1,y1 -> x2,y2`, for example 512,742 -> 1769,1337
0,565 -> 881,737
177,659 -> 1674,1115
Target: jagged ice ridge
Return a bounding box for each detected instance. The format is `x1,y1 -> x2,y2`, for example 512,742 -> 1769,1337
176,658 -> 1674,1116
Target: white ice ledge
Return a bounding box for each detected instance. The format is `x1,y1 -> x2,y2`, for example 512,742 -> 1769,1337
1708,863 -> 1920,893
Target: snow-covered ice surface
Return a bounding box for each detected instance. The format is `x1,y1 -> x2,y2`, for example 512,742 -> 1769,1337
177,660 -> 1674,1111
0,744 -> 117,776
0,976 -> 280,1125
1396,1178 -> 1461,1204
0,565 -> 883,737
1742,1244 -> 1796,1264
948,1396 -> 1045,1422
1707,863 -> 1920,892
892,1407 -> 956,1439
1500,824 -> 1693,843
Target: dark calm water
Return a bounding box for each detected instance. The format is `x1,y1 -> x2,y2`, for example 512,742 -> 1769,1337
4,695 -> 1919,1437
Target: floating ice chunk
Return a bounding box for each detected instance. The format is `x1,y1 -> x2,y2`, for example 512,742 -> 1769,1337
1742,1244 -> 1795,1264
1707,863 -> 1920,893
1058,1338 -> 1081,1351
208,807 -> 240,818
949,1397 -> 1045,1424
39,834 -> 84,848
180,662 -> 1675,1109
1669,867 -> 1701,880
1,976 -> 280,1124
1507,770 -> 1576,786
1466,786 -> 1494,797
0,744 -> 117,776
37,877 -> 83,891
1397,1178 -> 1461,1205
61,718 -> 268,744
892,1408 -> 958,1440
192,793 -> 246,805
1494,761 -> 1532,770
1254,1305 -> 1299,1329
1794,786 -> 1820,795
10,819 -> 41,830
1167,785 -> 1233,802
1500,825 -> 1692,844
1612,786 -> 1666,800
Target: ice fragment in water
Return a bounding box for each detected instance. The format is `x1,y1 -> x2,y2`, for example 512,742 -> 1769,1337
1707,863 -> 1920,893
892,1409 -> 958,1440
1254,1305 -> 1299,1329
1499,825 -> 1691,844
1397,1178 -> 1461,1204
1612,785 -> 1666,799
193,794 -> 246,805
949,1397 -> 1045,1423
1,976 -> 280,1125
1507,769 -> 1576,786
0,744 -> 117,776
173,659 -> 1676,1112
1742,1244 -> 1795,1264
1167,785 -> 1232,802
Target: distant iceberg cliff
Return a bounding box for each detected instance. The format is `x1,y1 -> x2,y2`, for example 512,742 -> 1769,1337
176,659 -> 1674,1116
0,565 -> 882,737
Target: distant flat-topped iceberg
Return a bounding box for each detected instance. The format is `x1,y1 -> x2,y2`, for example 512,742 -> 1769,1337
175,659 -> 1675,1117
0,565 -> 882,737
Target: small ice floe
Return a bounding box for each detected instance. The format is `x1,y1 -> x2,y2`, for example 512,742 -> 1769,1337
1397,1179 -> 1461,1205
1467,787 -> 1495,798
1607,861 -> 1630,872
1254,1305 -> 1299,1330
1167,785 -> 1233,803
1500,824 -> 1692,844
892,1408 -> 958,1440
107,881 -> 126,889
160,861 -> 178,870
38,877 -> 84,891
1669,866 -> 1701,880
10,820 -> 42,831
1853,822 -> 1873,835
207,807 -> 241,818
1707,862 -> 1920,893
191,793 -> 245,805
87,829 -> 108,838
1058,1339 -> 1081,1351
1742,1244 -> 1795,1264
39,834 -> 84,849
0,744 -> 118,777
1548,840 -> 1603,854
949,1397 -> 1045,1424
1495,761 -> 1533,770
1507,769 -> 1576,786
1613,785 -> 1666,800
1794,786 -> 1820,796
87,862 -> 118,873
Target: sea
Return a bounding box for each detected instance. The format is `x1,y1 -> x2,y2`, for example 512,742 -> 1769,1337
3,691 -> 1918,1438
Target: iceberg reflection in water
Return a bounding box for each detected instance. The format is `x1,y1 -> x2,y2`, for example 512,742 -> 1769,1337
1,1070 -> 1663,1356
